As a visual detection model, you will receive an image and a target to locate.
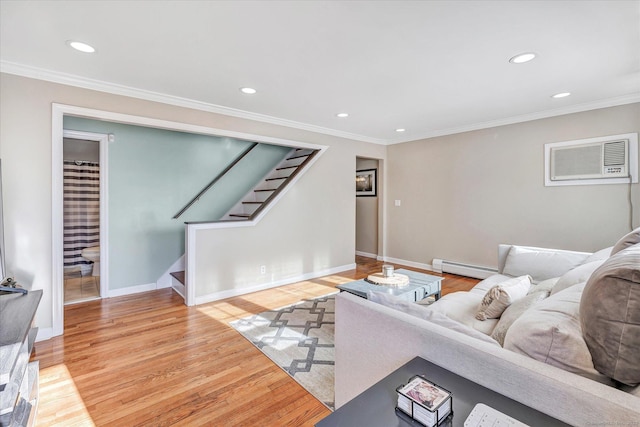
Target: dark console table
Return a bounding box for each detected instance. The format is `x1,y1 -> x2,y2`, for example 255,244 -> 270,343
0,290 -> 42,427
316,356 -> 568,426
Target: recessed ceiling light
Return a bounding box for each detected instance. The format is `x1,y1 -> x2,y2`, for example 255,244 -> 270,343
552,92 -> 571,98
509,52 -> 536,64
240,87 -> 257,94
67,40 -> 95,53
395,128 -> 406,132
336,113 -> 349,118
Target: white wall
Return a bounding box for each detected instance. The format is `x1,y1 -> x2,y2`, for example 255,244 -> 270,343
386,103 -> 640,269
0,72 -> 386,335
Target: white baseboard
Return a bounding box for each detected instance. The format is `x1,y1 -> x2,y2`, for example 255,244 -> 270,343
383,256 -> 496,279
380,256 -> 434,272
108,282 -> 158,298
355,251 -> 378,259
36,327 -> 54,342
195,263 -> 357,305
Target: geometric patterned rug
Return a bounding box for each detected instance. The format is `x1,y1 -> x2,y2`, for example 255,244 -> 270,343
229,293 -> 336,410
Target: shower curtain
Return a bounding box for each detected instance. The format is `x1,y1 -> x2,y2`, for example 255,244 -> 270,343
63,161 -> 100,276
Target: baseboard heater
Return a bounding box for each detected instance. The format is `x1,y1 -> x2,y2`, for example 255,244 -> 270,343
432,259 -> 497,280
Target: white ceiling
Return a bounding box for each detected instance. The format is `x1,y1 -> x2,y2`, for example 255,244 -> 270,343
1,1 -> 639,144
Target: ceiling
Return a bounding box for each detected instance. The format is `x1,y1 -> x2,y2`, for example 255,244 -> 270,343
1,0 -> 639,145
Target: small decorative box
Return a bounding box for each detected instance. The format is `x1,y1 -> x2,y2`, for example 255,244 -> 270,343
396,375 -> 453,427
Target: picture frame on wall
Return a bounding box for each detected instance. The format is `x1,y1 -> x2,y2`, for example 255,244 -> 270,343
356,168 -> 377,197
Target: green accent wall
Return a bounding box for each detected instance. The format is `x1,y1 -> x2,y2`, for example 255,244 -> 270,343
63,116 -> 290,289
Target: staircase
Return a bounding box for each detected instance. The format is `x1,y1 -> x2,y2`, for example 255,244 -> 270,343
221,147 -> 318,221
169,147 -> 319,293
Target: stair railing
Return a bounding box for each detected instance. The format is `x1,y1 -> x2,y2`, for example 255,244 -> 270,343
246,149 -> 319,220
173,142 -> 259,219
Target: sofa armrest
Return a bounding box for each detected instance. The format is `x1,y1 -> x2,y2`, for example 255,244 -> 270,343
497,244 -> 591,277
335,292 -> 640,424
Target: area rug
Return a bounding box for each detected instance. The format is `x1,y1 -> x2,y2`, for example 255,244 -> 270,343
229,293 -> 336,410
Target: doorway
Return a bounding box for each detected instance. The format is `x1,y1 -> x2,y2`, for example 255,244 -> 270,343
356,157 -> 380,259
62,130 -> 109,304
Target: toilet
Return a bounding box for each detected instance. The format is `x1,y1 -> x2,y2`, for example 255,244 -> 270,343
81,246 -> 100,276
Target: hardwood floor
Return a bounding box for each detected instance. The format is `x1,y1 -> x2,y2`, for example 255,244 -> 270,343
33,256 -> 478,426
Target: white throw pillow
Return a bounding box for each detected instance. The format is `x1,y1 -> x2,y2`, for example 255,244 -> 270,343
476,275 -> 532,320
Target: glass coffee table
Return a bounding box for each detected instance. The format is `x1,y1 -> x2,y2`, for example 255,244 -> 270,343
337,269 -> 442,302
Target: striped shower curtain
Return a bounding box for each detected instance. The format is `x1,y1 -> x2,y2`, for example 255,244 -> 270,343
63,161 -> 100,275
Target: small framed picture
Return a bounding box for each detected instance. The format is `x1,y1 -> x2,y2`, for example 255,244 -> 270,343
356,169 -> 377,197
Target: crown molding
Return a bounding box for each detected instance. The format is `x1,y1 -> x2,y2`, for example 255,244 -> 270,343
0,60 -> 388,145
388,93 -> 640,145
3,60 -> 638,147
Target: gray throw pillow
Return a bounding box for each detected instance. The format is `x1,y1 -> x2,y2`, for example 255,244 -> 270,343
580,243 -> 640,386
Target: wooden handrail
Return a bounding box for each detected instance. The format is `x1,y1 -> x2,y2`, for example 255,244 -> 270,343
173,142 -> 258,219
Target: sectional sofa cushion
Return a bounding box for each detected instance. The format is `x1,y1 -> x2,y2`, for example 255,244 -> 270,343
502,245 -> 589,283
611,227 -> 640,256
527,277 -> 558,296
490,291 -> 547,346
366,290 -> 500,345
425,291 -> 499,335
551,260 -> 605,296
504,283 -> 614,385
580,243 -> 640,386
583,246 -> 613,264
476,275 -> 532,320
467,274 -> 513,296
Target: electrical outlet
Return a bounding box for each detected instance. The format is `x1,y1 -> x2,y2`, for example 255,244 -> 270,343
395,200 -> 401,206
260,265 -> 266,274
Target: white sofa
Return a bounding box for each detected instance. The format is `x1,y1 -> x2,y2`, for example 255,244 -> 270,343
335,236 -> 640,425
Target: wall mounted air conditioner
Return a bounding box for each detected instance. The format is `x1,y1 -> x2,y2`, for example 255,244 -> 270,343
544,133 -> 638,186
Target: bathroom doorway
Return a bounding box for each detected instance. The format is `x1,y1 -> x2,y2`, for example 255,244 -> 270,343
62,130 -> 108,304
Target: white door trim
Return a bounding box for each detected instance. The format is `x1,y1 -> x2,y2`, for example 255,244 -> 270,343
62,130 -> 110,301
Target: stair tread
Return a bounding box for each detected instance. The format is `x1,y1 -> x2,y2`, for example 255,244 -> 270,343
265,177 -> 288,181
229,213 -> 251,217
276,165 -> 299,171
254,189 -> 277,192
242,201 -> 263,204
286,154 -> 311,160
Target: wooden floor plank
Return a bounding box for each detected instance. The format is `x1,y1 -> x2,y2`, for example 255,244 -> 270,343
33,256 -> 478,426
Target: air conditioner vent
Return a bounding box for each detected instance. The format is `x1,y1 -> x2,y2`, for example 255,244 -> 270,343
544,132 -> 638,186
604,140 -> 626,166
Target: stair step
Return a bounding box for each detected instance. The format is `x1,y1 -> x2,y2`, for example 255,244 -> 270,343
229,213 -> 251,218
255,189 -> 277,192
170,271 -> 185,285
242,201 -> 263,205
286,154 -> 311,161
265,177 -> 288,181
276,165 -> 299,171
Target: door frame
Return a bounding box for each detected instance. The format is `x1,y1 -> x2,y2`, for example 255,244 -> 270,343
62,130 -> 109,303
